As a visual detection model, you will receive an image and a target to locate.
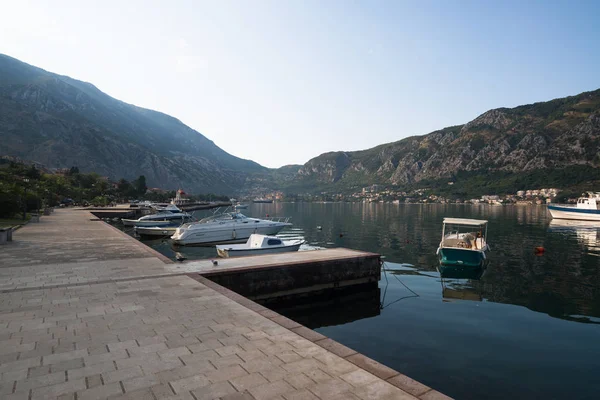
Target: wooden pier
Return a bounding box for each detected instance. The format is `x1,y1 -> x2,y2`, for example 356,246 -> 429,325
0,209 -> 451,400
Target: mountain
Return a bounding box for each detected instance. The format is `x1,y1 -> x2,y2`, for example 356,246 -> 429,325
0,54 -> 265,194
279,89 -> 600,194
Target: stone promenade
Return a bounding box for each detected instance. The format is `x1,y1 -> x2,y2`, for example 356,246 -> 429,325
0,209 -> 451,400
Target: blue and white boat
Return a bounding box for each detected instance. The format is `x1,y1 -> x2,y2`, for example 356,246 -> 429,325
548,193 -> 600,221
436,218 -> 490,268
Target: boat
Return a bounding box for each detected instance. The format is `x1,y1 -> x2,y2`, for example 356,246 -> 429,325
436,218 -> 490,268
121,205 -> 192,227
215,234 -> 304,257
548,192 -> 600,221
134,226 -> 178,237
121,219 -> 174,227
252,198 -> 273,203
234,203 -> 248,210
170,212 -> 291,245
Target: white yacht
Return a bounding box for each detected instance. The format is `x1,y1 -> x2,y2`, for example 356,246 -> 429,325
121,205 -> 191,226
548,192 -> 600,221
170,212 -> 291,245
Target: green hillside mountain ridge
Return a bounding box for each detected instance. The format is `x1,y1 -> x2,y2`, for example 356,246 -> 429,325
1,53 -> 599,196
282,88 -> 600,192
0,53 -> 265,194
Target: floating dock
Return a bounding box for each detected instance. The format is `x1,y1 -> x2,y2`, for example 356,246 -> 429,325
0,209 -> 451,400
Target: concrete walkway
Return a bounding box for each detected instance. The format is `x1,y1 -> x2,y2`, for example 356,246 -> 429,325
0,209 -> 451,400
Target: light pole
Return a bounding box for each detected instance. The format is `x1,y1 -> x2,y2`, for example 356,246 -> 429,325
22,178 -> 29,220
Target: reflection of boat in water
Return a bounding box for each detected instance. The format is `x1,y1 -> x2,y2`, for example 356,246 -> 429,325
548,192 -> 600,221
437,218 -> 490,268
548,219 -> 600,252
439,264 -> 486,302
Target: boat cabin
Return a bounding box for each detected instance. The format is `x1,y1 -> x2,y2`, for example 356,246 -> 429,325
248,234 -> 284,248
440,218 -> 488,251
576,193 -> 600,210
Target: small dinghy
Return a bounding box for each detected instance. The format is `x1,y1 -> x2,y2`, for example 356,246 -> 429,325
215,234 -> 304,258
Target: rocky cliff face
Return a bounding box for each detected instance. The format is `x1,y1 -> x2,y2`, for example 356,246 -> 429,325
0,54 -> 266,194
282,89 -> 600,190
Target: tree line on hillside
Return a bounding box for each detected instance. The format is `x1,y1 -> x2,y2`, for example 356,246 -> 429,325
0,160 -> 229,219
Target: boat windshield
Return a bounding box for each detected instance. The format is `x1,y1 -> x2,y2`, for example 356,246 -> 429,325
198,212 -> 248,224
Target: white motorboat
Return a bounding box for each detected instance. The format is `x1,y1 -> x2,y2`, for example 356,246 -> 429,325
548,192 -> 600,221
121,219 -> 173,227
216,234 -> 304,257
135,226 -> 178,237
234,203 -> 248,210
121,206 -> 191,227
171,212 -> 291,245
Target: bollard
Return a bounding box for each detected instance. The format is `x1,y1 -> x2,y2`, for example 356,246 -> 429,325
31,214 -> 40,223
44,209 -> 51,216
7,227 -> 12,241
0,229 -> 7,244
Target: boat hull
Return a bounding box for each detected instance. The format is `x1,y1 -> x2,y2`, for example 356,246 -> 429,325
171,224 -> 290,245
121,219 -> 173,227
216,242 -> 302,258
135,226 -> 177,237
548,205 -> 600,221
438,247 -> 487,268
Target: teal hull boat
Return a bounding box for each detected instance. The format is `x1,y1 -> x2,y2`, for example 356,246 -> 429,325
438,247 -> 487,269
437,217 -> 490,269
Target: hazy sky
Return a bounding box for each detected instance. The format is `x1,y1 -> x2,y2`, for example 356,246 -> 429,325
1,0 -> 599,168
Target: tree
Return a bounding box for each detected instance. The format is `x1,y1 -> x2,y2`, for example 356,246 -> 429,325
69,166 -> 80,175
134,175 -> 147,196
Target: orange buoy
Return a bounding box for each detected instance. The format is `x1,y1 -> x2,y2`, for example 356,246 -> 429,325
534,246 -> 545,254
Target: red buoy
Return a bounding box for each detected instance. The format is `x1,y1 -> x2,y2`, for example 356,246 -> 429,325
534,246 -> 545,254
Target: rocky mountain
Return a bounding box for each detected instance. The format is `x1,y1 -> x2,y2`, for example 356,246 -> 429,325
0,54 -> 266,194
281,89 -> 600,192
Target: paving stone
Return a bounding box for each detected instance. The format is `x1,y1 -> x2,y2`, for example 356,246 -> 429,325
4,391 -> 31,400
346,354 -> 399,381
43,349 -> 88,366
15,370 -> 66,392
340,369 -> 380,387
220,391 -> 255,400
386,374 -> 431,397
68,361 -> 116,380
31,378 -> 86,400
306,378 -> 353,399
205,365 -> 248,383
86,374 -> 103,389
77,382 -> 123,400
282,389 -> 319,400
170,374 -> 210,393
249,380 -> 295,400
102,366 -> 144,383
122,375 -> 160,393
284,373 -> 315,390
353,381 -> 418,400
191,381 -> 238,399
50,358 -> 85,373
230,372 -> 269,391
156,362 -> 216,383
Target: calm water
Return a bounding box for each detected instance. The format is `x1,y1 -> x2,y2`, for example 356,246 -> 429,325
117,203 -> 600,400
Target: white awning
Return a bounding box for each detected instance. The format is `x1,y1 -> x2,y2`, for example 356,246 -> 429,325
443,218 -> 488,226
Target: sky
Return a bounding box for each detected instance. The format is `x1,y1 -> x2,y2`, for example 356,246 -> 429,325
1,0 -> 599,168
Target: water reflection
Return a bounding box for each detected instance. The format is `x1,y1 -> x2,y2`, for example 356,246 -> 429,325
547,219 -> 600,255
438,265 -> 486,302
264,283 -> 381,329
